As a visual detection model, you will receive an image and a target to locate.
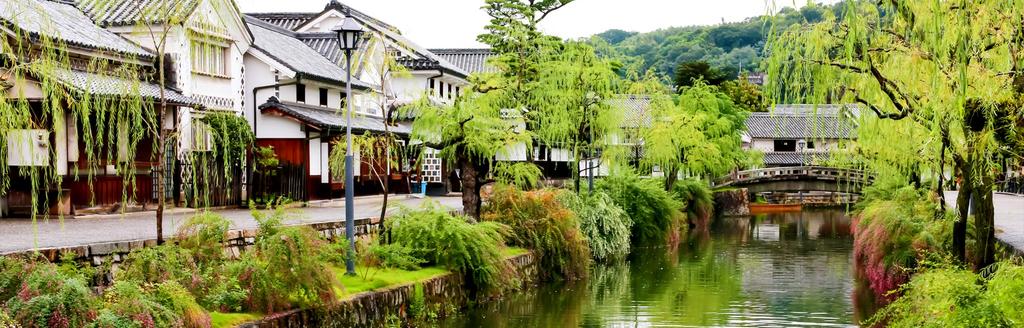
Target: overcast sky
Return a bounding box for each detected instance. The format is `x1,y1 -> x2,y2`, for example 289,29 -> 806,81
236,0 -> 817,48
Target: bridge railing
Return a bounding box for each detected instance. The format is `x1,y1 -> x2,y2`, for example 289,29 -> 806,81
717,166 -> 873,187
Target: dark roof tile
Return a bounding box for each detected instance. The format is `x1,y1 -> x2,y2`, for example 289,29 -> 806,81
746,105 -> 859,139
258,97 -> 410,134
75,0 -> 199,27
245,16 -> 372,89
428,48 -> 497,75
1,0 -> 152,58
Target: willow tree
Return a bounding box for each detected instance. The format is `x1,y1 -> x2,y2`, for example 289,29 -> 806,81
765,0 -> 1024,269
406,94 -> 528,220
1,0 -> 154,225
532,41 -> 621,192
636,76 -> 750,191
478,0 -> 574,174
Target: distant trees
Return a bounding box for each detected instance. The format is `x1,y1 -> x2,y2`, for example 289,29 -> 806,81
589,2 -> 839,80
673,61 -> 729,88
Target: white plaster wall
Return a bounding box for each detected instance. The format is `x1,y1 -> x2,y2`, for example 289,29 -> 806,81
309,138 -> 322,175
752,139 -> 775,152
496,143 -> 528,161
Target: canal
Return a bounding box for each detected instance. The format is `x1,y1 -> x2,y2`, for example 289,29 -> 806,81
442,209 -> 875,327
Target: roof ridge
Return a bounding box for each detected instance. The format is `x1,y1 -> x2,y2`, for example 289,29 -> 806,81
429,48 -> 493,53
244,14 -> 296,37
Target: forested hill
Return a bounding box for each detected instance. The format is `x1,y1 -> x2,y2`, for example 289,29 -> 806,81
588,2 -> 842,80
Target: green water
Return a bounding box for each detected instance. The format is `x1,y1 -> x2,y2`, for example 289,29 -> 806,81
442,209 -> 875,327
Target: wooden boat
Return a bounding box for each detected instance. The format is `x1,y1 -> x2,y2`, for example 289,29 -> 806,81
748,203 -> 802,213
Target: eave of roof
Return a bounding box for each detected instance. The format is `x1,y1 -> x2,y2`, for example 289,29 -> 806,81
258,97 -> 410,135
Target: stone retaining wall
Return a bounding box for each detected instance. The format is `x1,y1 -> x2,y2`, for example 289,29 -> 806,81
241,252 -> 539,328
2,217 -> 381,269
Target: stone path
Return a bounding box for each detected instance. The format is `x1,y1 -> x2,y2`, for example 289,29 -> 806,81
945,191 -> 1024,252
0,195 -> 463,253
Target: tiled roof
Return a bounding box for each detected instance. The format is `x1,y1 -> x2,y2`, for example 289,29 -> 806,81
746,105 -> 858,139
258,97 -> 411,135
769,104 -> 861,117
763,151 -> 831,166
0,0 -> 153,58
75,0 -> 199,27
45,67 -> 198,106
245,16 -> 372,89
607,95 -> 653,128
246,0 -> 400,34
428,48 -> 497,74
244,13 -> 309,30
247,2 -> 468,78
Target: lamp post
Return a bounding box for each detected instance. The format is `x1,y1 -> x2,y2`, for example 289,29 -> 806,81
333,13 -> 365,276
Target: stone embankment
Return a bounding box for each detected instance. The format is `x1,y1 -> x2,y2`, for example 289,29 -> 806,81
241,252 -> 538,327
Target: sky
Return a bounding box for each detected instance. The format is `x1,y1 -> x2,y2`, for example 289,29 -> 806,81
236,0 -> 818,48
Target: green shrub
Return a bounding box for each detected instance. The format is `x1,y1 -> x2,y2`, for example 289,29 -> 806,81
176,212 -> 231,265
0,256 -> 28,302
369,242 -> 425,271
229,208 -> 337,313
4,262 -> 97,328
852,181 -> 956,302
597,173 -> 684,245
0,308 -> 17,328
119,245 -> 200,287
561,191 -> 633,262
98,280 -> 194,328
388,202 -> 512,293
671,179 -> 714,229
870,265 -> 1009,327
483,186 -> 591,280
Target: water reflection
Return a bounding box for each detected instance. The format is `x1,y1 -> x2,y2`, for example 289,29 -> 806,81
442,209 -> 860,327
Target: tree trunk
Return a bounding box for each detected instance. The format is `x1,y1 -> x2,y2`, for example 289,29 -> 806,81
664,166 -> 679,191
953,170 -> 971,264
974,184 -> 996,270
459,158 -> 482,221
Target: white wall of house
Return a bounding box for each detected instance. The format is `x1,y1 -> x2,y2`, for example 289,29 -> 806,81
751,138 -> 846,152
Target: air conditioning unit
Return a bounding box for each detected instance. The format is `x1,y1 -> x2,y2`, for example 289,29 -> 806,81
6,129 -> 49,166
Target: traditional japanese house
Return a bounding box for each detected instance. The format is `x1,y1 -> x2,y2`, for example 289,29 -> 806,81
247,1 -> 472,197
75,0 -> 255,207
744,104 -> 859,167
242,16 -> 391,201
0,0 -> 201,217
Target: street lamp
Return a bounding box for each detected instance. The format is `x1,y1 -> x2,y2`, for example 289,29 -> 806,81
332,12 -> 365,276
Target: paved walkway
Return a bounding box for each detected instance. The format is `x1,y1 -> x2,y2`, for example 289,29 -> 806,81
0,195 -> 463,253
945,191 -> 1024,252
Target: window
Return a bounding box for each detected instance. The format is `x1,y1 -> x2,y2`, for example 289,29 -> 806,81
439,81 -> 445,98
296,84 -> 306,103
455,86 -> 461,97
429,79 -> 435,91
447,84 -> 453,99
319,88 -> 329,106
807,141 -> 816,149
537,145 -> 548,161
190,40 -> 228,76
774,140 -> 797,152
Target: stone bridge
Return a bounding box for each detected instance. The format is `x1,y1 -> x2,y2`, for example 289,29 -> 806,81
716,166 -> 873,194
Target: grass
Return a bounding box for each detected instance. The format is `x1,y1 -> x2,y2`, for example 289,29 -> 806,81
210,312 -> 263,328
502,247 -> 529,257
333,266 -> 450,299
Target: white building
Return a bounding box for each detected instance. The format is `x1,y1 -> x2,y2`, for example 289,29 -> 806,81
245,1 -> 473,197
744,104 -> 859,167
